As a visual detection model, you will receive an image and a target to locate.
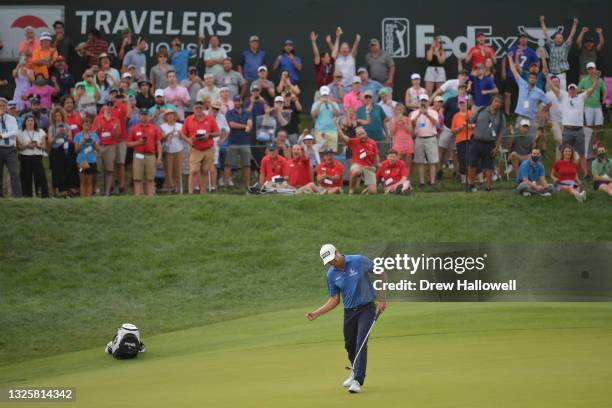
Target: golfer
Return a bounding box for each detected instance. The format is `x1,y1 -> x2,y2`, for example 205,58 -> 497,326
306,244 -> 386,394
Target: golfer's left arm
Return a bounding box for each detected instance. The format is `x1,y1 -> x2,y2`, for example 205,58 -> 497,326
306,294 -> 340,321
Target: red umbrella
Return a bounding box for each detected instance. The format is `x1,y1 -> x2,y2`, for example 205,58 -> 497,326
11,15 -> 48,29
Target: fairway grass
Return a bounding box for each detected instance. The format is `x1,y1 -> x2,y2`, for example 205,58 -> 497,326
2,303 -> 611,408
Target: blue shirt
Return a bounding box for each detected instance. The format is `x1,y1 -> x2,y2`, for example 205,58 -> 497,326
514,76 -> 549,119
245,100 -> 266,123
327,255 -> 377,309
240,49 -> 266,81
517,159 -> 544,183
226,109 -> 252,145
506,46 -> 538,78
170,49 -> 194,82
73,131 -> 100,164
278,53 -> 302,83
311,100 -> 340,132
520,71 -> 546,91
469,74 -> 496,107
360,80 -> 383,103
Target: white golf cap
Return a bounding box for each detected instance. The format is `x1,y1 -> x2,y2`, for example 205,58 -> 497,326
411,73 -> 421,80
320,244 -> 337,265
519,118 -> 531,127
40,32 -> 52,41
352,76 -> 361,84
319,85 -> 330,96
257,65 -> 268,72
567,83 -> 578,90
154,89 -> 165,97
304,134 -> 315,141
586,62 -> 596,69
418,94 -> 429,101
122,72 -> 132,79
274,95 -> 284,103
433,96 -> 444,102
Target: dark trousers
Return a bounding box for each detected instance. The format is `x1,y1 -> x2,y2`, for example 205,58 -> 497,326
0,147 -> 22,197
19,155 -> 49,198
343,302 -> 376,385
456,140 -> 470,176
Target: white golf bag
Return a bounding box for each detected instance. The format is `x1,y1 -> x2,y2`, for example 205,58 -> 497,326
105,323 -> 146,359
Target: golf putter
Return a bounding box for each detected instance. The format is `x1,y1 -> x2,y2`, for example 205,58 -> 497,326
345,309 -> 382,371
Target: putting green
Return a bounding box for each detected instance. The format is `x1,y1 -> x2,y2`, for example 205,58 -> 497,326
3,303 -> 611,408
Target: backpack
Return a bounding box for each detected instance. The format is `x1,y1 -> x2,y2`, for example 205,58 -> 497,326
105,323 -> 146,359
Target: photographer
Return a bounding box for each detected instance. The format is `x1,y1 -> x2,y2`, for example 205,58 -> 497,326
311,86 -> 341,151
409,94 -> 439,186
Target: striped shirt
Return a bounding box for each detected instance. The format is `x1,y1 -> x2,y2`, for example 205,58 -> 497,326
547,40 -> 570,74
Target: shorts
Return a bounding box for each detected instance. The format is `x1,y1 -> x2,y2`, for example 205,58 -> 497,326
82,162 -> 97,175
594,180 -> 610,190
502,78 -> 518,95
424,66 -> 446,83
414,136 -> 439,164
98,144 -> 116,173
115,141 -> 127,164
350,163 -> 377,186
314,130 -> 338,152
584,107 -> 604,126
189,147 -> 215,173
132,154 -> 156,181
562,127 -> 585,155
438,127 -> 455,150
225,145 -> 252,168
469,140 -> 496,170
556,180 -> 578,191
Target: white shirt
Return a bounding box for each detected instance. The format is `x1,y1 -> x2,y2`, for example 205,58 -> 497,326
335,54 -> 356,89
160,122 -> 184,154
440,79 -> 459,93
546,90 -> 562,123
558,91 -> 587,127
378,100 -> 397,119
17,129 -> 46,156
0,114 -> 19,147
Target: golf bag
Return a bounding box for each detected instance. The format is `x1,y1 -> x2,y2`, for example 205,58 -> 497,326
247,178 -> 296,195
105,323 -> 146,359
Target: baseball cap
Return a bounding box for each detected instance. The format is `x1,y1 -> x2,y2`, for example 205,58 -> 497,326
98,53 -> 110,60
418,94 -> 429,101
303,134 -> 315,141
321,147 -> 335,155
250,83 -> 261,91
352,76 -> 361,84
249,35 -> 260,42
122,72 -> 132,79
357,67 -> 368,74
266,142 -> 277,150
378,87 -> 390,96
363,90 -> 374,97
568,83 -> 578,90
29,95 -> 41,103
40,32 -> 52,41
476,32 -> 486,38
333,70 -> 343,78
433,96 -> 444,102
257,65 -> 268,72
284,39 -> 294,45
458,96 -> 467,104
586,62 -> 596,69
138,79 -> 152,87
518,33 -> 528,38
320,244 -> 337,265
128,64 -> 136,70
232,95 -> 242,102
459,69 -> 469,76
138,108 -> 149,115
529,62 -> 539,68
369,38 -> 379,45
0,97 -> 8,105
411,73 -> 421,80
274,96 -> 285,103
319,85 -> 330,96
519,118 -> 531,127
211,100 -> 221,110
154,89 -> 165,97
56,55 -> 65,62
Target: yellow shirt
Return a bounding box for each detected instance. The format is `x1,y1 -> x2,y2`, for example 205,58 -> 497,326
32,47 -> 58,79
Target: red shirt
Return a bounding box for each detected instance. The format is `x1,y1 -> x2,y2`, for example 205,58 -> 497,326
286,156 -> 312,187
128,123 -> 162,155
316,160 -> 344,188
92,114 -> 121,145
347,137 -> 379,167
112,102 -> 128,141
553,159 -> 577,182
377,159 -> 408,186
182,114 -> 219,151
314,57 -> 335,89
467,45 -> 496,70
260,154 -> 288,182
66,111 -> 83,139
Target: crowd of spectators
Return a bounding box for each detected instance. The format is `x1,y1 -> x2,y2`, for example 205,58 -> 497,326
0,17 -> 610,201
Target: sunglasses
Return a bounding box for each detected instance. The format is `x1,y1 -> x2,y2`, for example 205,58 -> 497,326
364,95 -> 372,99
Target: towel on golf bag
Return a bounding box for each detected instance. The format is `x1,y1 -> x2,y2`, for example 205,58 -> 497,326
105,323 -> 146,359
248,178 -> 296,195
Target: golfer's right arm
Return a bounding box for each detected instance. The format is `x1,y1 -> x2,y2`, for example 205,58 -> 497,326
306,294 -> 340,321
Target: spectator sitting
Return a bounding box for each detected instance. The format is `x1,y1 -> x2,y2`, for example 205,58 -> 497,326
274,130 -> 292,158
300,134 -> 324,166
516,148 -> 553,196
286,144 -> 314,192
377,150 -> 411,194
551,145 -> 586,202
591,145 -> 612,196
259,142 -> 288,187
313,148 -> 344,194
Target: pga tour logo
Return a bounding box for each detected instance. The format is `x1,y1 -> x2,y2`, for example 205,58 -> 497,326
382,18 -> 564,59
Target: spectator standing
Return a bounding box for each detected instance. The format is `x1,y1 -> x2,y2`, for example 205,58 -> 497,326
576,27 -> 605,77
279,92 -> 302,144
214,58 -> 246,99
183,100 -> 220,193
469,63 -> 498,108
95,70 -> 112,108
545,75 -> 564,159
21,96 -> 49,131
17,114 -> 48,197
24,74 -> 58,111
0,98 -> 22,197
224,96 -> 253,189
122,37 -> 148,80
343,76 -> 364,111
389,104 -> 413,176
12,62 -> 33,112
335,29 -> 360,89
357,68 -> 382,103
160,110 -> 184,193
357,90 -> 387,155
312,86 -> 341,152
31,32 -> 57,80
364,39 -> 395,87
80,29 -> 108,68
182,66 -> 204,111
169,35 -> 204,82
127,109 -> 163,196
509,118 -> 536,176
148,89 -> 177,126
98,53 -> 120,87
274,40 -> 303,84
239,35 -> 266,85
551,145 -> 586,202
110,93 -> 130,194
204,35 -> 227,78
450,96 -> 474,185
196,73 -> 220,103
150,50 -> 175,91
404,73 -> 427,111
314,148 -> 344,194
310,31 -> 338,90
18,27 -> 40,68
49,56 -> 74,103
516,148 -> 553,196
501,33 -> 538,116
424,37 -> 447,95
163,70 -> 191,121
540,16 -> 578,90
377,87 -> 397,120
327,71 -> 346,104
251,66 -> 275,104
52,21 -> 76,65
136,79 -> 155,110
93,102 -> 121,196
47,107 -> 76,196
466,32 -> 496,73
73,117 -> 99,197
410,94 -> 439,186
578,62 -> 607,154
61,95 -> 83,138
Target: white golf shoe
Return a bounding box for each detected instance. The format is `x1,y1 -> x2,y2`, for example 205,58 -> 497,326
348,380 -> 362,393
343,372 -> 354,388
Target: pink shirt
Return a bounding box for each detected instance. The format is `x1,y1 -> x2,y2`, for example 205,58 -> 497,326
342,90 -> 364,111
19,39 -> 40,68
163,85 -> 191,120
25,85 -> 56,109
409,109 -> 438,137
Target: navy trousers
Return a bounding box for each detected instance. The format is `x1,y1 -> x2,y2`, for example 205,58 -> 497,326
343,302 -> 376,385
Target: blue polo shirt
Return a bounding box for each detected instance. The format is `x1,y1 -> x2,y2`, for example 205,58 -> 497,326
327,255 -> 377,309
278,53 -> 302,83
170,48 -> 194,82
514,76 -> 549,119
505,46 -> 538,78
240,49 -> 266,81
469,74 -> 496,107
226,108 -> 252,145
517,159 -> 544,183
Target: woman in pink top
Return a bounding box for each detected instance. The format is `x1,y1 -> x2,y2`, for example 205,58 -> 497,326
24,73 -> 59,110
390,104 -> 414,177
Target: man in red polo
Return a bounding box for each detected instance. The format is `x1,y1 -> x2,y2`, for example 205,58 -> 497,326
377,150 -> 411,194
61,95 -> 82,139
111,92 -> 131,194
338,125 -> 379,194
127,109 -> 162,196
315,148 -> 344,194
286,144 -> 312,188
182,100 -> 220,194
259,142 -> 288,186
93,101 -> 121,196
